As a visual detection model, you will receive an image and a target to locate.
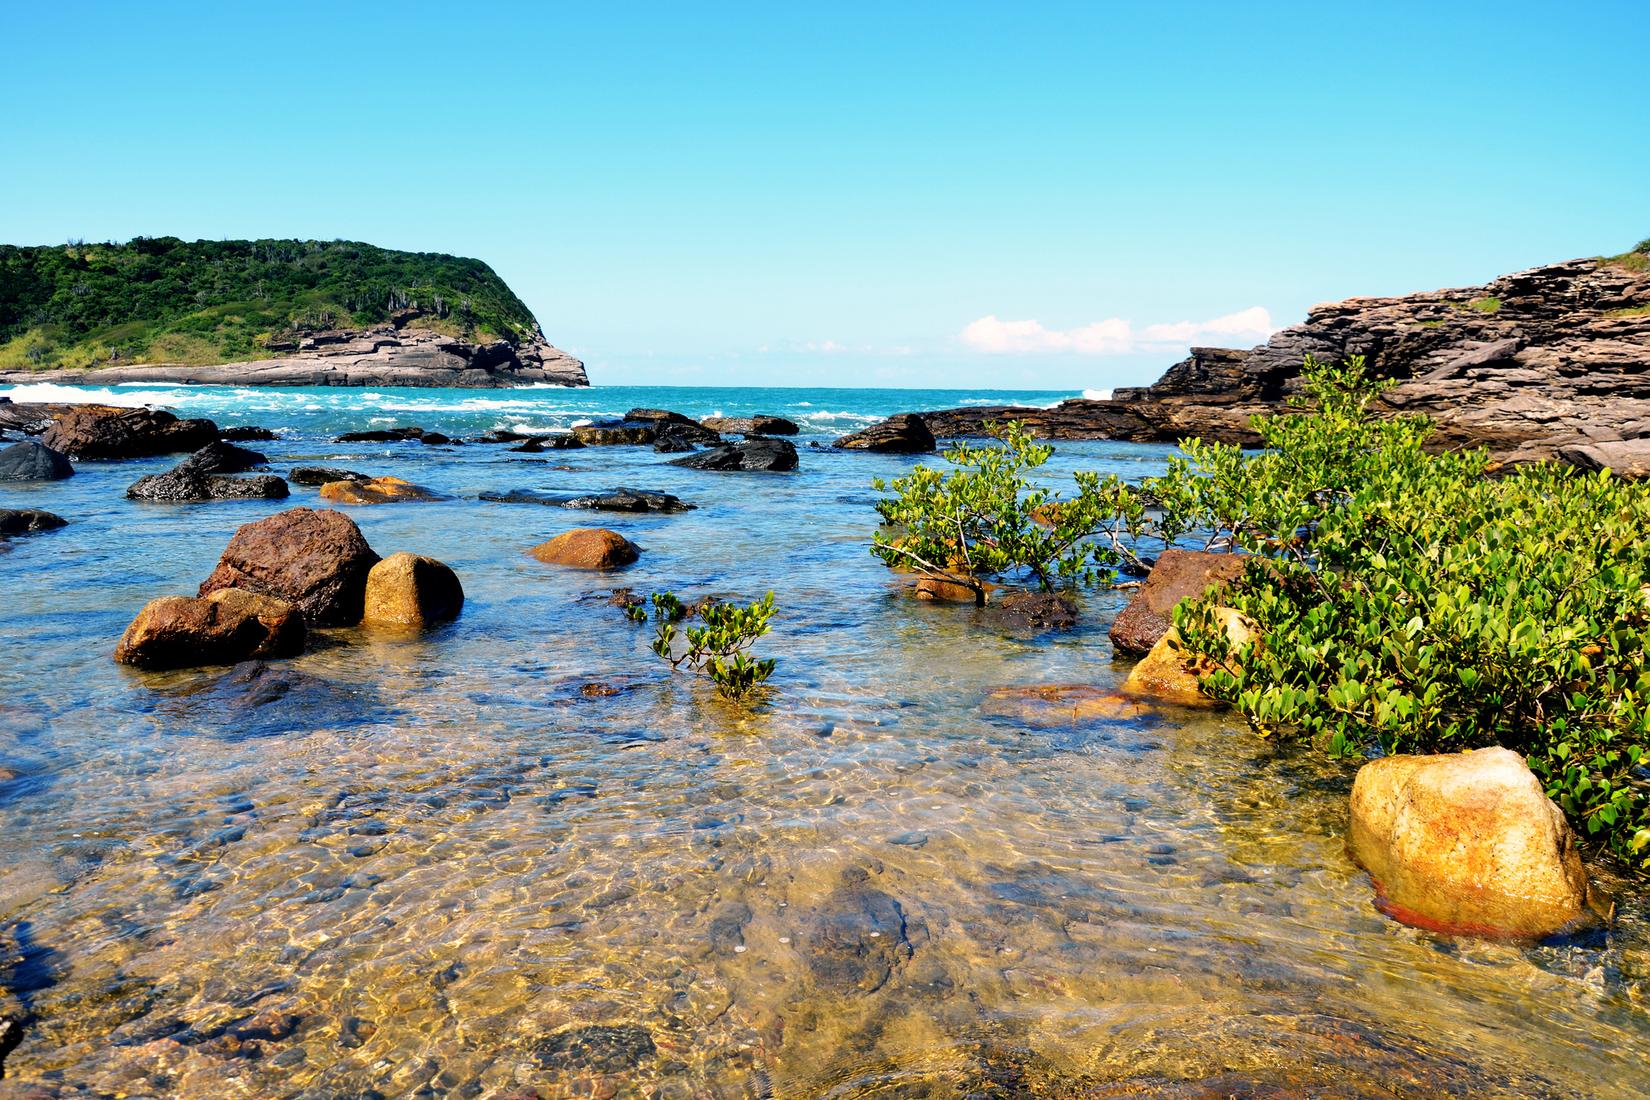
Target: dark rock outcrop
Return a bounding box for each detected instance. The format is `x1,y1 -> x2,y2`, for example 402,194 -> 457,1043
834,413 -> 936,454
39,405 -> 219,459
480,487 -> 694,513
0,441 -> 73,481
290,466 -> 369,486
336,426 -> 429,443
881,249 -> 1650,467
115,589 -> 307,670
222,426 -> 278,441
178,440 -> 268,474
126,441 -> 287,502
0,509 -> 67,536
1110,549 -> 1250,656
0,326 -> 588,388
199,507 -> 382,626
670,438 -> 798,471
572,421 -> 658,446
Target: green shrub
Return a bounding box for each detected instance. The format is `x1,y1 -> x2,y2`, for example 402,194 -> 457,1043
642,591 -> 777,701
870,422 -> 1179,602
1152,357 -> 1650,867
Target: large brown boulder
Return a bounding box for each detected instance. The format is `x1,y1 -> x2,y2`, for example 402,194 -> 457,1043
1348,747 -> 1599,938
199,507 -> 381,626
833,413 -> 936,453
529,528 -> 640,569
115,588 -> 306,669
1123,606 -> 1258,707
701,414 -> 799,436
362,553 -> 465,628
318,475 -> 443,504
41,405 -> 218,459
1109,549 -> 1249,655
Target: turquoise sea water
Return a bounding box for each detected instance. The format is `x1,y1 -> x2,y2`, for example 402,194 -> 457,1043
1,382 -> 1647,1098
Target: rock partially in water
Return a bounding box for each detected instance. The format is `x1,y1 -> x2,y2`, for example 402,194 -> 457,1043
912,575 -> 994,603
176,439 -> 268,475
1109,548 -> 1249,656
115,589 -> 307,670
1348,746 -> 1603,938
981,684 -> 1159,728
702,414 -> 799,436
481,487 -> 694,513
199,507 -> 381,626
670,438 -> 798,471
318,476 -> 444,504
833,412 -> 935,454
1123,606 -> 1258,707
362,552 -> 464,629
221,425 -> 277,442
0,509 -> 67,537
126,468 -> 289,503
573,420 -> 657,446
529,1023 -> 657,1074
335,426 -> 429,443
803,882 -> 914,994
289,465 -> 370,486
40,404 -> 218,459
0,440 -> 73,481
529,528 -> 640,570
988,590 -> 1080,631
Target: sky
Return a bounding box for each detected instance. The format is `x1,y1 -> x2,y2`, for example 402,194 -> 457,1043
2,2 -> 1645,390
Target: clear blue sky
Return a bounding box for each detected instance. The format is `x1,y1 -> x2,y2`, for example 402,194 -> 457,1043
2,2 -> 1644,389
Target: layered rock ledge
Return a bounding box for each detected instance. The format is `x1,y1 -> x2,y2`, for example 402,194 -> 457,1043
0,325 -> 587,389
858,251 -> 1650,467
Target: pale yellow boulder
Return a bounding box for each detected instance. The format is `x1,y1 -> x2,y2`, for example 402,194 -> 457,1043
1348,746 -> 1599,938
1123,606 -> 1257,707
362,552 -> 464,628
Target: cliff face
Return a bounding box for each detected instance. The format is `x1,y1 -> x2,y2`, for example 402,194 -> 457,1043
0,323 -> 588,388
912,248 -> 1650,470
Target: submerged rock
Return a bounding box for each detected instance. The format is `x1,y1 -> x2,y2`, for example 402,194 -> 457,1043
529,528 -> 640,570
40,404 -> 219,459
480,487 -> 694,513
1110,548 -> 1249,656
0,440 -> 73,481
318,475 -> 444,504
981,684 -> 1159,727
529,1023 -> 657,1073
115,589 -> 306,669
199,507 -> 381,626
1123,606 -> 1258,706
669,438 -> 798,471
833,413 -> 936,453
362,552 -> 464,629
1348,746 -> 1602,938
0,509 -> 68,536
804,882 -> 915,994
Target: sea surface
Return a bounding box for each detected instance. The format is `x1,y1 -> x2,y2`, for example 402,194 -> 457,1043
1,382 -> 1647,1099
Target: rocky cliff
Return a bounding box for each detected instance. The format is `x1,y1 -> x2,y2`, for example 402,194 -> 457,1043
898,245 -> 1650,470
0,323 -> 587,388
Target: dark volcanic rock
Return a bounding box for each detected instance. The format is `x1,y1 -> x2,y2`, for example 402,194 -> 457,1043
0,509 -> 68,536
653,423 -> 716,452
670,438 -> 798,471
40,405 -> 219,459
290,466 -> 370,486
336,426 -> 428,443
1110,549 -> 1250,656
127,469 -> 290,503
834,413 -> 936,453
177,440 -> 268,475
480,487 -> 694,513
702,414 -> 800,436
199,507 -> 382,626
0,440 -> 74,481
222,426 -> 278,442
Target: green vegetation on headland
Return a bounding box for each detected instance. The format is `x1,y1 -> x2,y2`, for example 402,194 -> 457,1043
1601,238 -> 1650,273
0,237 -> 543,370
876,358 -> 1650,869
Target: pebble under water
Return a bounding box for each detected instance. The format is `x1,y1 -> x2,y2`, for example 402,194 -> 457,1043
1,383 -> 1648,1099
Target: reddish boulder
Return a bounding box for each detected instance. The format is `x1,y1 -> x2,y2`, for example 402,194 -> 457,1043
529,528 -> 640,569
41,405 -> 218,459
1109,549 -> 1248,655
199,507 -> 381,626
115,588 -> 306,669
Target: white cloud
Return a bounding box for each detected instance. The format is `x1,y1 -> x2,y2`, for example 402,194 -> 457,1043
961,306 -> 1275,356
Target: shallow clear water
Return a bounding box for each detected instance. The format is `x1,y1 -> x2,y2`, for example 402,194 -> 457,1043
1,383 -> 1647,1099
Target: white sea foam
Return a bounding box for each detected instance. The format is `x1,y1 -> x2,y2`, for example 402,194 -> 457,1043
1082,388 -> 1113,400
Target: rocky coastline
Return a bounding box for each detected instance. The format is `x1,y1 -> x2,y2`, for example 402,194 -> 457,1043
0,323 -> 588,389
874,250 -> 1650,471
